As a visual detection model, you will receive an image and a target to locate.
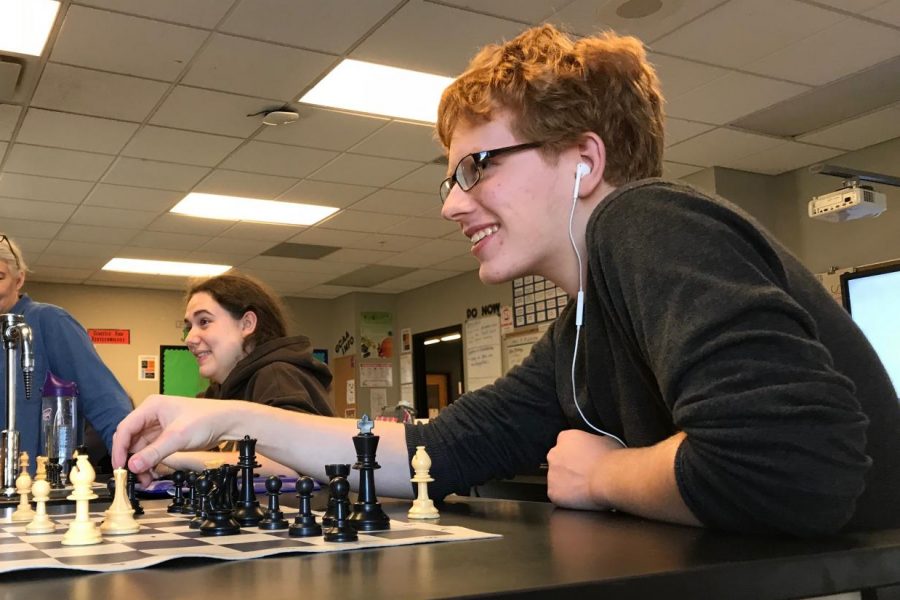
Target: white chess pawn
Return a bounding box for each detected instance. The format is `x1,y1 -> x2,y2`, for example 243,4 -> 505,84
25,478 -> 56,534
62,454 -> 102,546
10,469 -> 36,522
100,468 -> 140,535
408,445 -> 439,520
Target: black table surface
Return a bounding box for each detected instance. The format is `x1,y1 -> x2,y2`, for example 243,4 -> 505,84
3,496 -> 900,599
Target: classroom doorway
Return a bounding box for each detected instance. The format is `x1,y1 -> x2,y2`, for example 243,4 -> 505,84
412,325 -> 464,419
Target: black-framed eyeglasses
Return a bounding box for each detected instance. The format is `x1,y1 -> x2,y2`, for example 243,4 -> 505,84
0,235 -> 20,271
439,141 -> 543,204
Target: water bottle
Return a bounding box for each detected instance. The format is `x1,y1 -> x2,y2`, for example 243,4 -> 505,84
40,372 -> 79,484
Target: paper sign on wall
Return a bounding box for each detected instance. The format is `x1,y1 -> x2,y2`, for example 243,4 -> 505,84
138,355 -> 157,381
346,380 -> 356,405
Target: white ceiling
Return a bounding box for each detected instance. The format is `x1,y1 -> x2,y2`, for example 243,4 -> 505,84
1,0 -> 898,298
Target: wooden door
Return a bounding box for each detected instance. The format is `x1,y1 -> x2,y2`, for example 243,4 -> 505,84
332,355 -> 356,418
425,373 -> 449,418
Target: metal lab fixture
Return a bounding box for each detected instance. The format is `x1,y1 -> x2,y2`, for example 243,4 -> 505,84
1,314 -> 34,497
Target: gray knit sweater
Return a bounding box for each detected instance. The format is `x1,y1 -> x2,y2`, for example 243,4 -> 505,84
406,179 -> 900,537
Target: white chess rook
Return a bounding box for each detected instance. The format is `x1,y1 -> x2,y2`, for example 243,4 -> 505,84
62,454 -> 102,546
408,446 -> 439,520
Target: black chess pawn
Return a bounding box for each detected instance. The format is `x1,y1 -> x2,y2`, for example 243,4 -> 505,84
322,463 -> 351,528
125,454 -> 144,516
323,476 -> 357,542
168,470 -> 186,514
349,416 -> 390,531
233,436 -> 265,526
258,476 -> 289,530
184,470 -> 199,515
289,476 -> 322,537
190,475 -> 211,529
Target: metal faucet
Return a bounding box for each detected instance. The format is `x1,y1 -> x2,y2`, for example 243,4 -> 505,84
2,314 -> 34,497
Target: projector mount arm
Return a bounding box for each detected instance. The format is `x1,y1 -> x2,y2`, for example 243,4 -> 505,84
810,164 -> 900,190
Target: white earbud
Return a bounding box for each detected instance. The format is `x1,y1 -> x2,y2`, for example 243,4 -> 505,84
576,162 -> 591,178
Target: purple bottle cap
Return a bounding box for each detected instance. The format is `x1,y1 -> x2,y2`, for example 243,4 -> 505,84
42,371 -> 78,397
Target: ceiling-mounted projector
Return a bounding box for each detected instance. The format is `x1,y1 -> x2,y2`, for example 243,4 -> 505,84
808,185 -> 886,222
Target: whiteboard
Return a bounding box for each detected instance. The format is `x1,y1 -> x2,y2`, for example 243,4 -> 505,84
464,316 -> 502,392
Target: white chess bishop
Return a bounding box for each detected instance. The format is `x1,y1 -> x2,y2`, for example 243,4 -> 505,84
61,454 -> 102,546
408,446 -> 440,520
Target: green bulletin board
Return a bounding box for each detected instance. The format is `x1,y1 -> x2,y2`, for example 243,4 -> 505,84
159,345 -> 209,397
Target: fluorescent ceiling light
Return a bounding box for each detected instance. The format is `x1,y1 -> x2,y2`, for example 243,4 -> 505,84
440,333 -> 461,342
300,59 -> 454,123
103,258 -> 231,277
171,193 -> 338,226
424,338 -> 441,346
0,0 -> 60,56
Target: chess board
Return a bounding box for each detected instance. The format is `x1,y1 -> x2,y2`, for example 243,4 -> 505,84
0,506 -> 499,573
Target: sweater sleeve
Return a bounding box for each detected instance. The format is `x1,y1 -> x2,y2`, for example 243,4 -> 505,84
405,323 -> 569,500
37,305 -> 133,451
590,184 -> 870,536
246,362 -> 335,417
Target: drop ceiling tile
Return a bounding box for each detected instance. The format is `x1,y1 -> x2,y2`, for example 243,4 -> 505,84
4,144 -> 114,181
665,71 -> 809,125
287,227 -> 370,247
122,126 -> 243,167
318,209 -> 408,233
221,141 -> 337,178
321,248 -> 397,264
798,103 -> 900,151
0,173 -> 93,204
309,154 -> 422,187
662,161 -> 705,179
720,140 -> 844,175
102,157 -> 210,191
652,0 -> 844,70
29,266 -> 95,282
150,86 -> 274,137
147,213 -> 233,236
866,0 -> 900,25
665,117 -> 716,147
243,268 -> 331,287
350,1 -> 525,76
51,6 -> 207,81
430,255 -> 478,272
115,246 -> 196,261
17,108 -> 138,154
648,53 -> 732,101
33,254 -> 105,269
43,240 -> 122,258
129,230 -> 209,251
746,19 -> 900,85
371,268 -> 460,290
434,0 -> 564,22
84,184 -> 183,212
32,63 -> 169,122
196,237 -> 274,257
383,216 -> 457,238
665,128 -> 782,167
278,179 -> 376,209
220,0 -> 400,55
386,163 -> 446,194
344,234 -> 427,253
77,0 -> 232,28
0,142 -> 5,163
183,34 -> 334,100
813,0 -> 890,11
218,222 -> 304,242
350,121 -> 444,162
0,104 -> 21,140
0,219 -> 62,239
87,271 -> 192,288
410,238 -> 473,259
240,255 -> 359,275
69,205 -> 160,229
301,284 -> 365,298
256,106 -> 388,152
8,237 -> 50,257
0,197 -> 77,222
194,169 -> 298,199
185,250 -> 243,266
552,0 -> 727,42
376,251 -> 444,269
351,189 -> 439,216
56,224 -> 138,245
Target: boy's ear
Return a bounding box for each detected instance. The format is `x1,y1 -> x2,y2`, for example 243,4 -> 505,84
574,132 -> 606,198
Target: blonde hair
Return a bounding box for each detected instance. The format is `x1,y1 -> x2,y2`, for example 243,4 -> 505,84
0,234 -> 27,275
437,24 -> 664,186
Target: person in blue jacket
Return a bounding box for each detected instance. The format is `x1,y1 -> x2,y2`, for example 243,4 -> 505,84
0,233 -> 133,469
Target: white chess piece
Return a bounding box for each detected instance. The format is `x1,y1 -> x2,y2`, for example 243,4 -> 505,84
61,454 -> 102,546
100,468 -> 140,535
10,469 -> 36,522
408,446 -> 439,520
25,478 -> 56,534
35,456 -> 48,482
